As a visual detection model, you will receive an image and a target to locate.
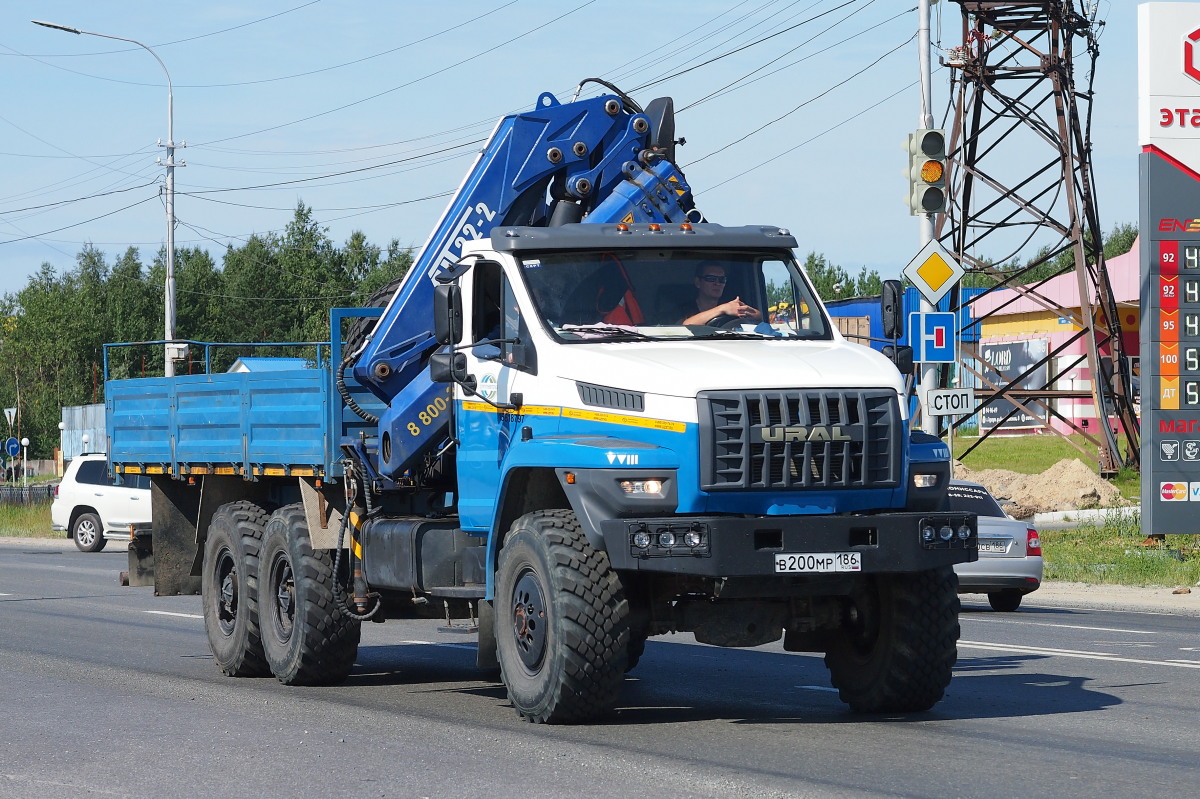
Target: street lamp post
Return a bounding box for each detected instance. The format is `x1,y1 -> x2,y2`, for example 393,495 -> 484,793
33,20 -> 181,377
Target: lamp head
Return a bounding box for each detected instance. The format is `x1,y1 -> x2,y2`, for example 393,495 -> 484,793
32,20 -> 83,34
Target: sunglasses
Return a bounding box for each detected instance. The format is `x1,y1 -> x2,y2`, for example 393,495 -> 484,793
700,275 -> 727,284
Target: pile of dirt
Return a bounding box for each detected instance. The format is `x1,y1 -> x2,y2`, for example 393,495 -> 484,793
952,457 -> 1129,519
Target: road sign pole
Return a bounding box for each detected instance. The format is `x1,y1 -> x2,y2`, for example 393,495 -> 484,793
917,0 -> 938,435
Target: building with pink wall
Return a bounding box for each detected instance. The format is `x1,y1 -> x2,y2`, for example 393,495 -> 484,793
967,240 -> 1140,436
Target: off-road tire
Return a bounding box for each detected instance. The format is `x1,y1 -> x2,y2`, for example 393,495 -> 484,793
987,589 -> 1023,612
824,566 -> 960,713
72,512 -> 106,553
201,501 -> 271,677
259,504 -> 360,686
495,509 -> 629,723
625,633 -> 647,673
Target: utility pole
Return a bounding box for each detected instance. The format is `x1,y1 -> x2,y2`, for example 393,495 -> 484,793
917,0 -> 938,436
32,20 -> 183,377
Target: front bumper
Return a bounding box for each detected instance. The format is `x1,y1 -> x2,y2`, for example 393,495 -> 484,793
600,511 -> 977,576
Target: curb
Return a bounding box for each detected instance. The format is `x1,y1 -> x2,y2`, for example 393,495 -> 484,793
1031,505 -> 1140,526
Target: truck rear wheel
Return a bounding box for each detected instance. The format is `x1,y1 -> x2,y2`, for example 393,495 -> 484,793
201,501 -> 271,677
823,566 -> 960,713
259,504 -> 360,686
495,509 -> 629,723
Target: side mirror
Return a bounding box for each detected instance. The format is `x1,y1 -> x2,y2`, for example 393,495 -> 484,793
433,284 -> 463,345
882,344 -> 914,376
429,351 -> 470,384
643,96 -> 677,162
881,279 -> 904,340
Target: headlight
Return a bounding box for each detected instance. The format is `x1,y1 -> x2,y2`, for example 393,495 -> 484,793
912,473 -> 939,488
938,525 -> 954,541
658,530 -> 677,548
921,523 -> 937,542
957,524 -> 971,540
620,479 -> 664,495
632,530 -> 652,549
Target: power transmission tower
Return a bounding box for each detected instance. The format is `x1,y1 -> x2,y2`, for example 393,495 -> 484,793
938,0 -> 1139,475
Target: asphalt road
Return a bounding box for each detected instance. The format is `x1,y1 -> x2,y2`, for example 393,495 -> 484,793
2,539 -> 1197,799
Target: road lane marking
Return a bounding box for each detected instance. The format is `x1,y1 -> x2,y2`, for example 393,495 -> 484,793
143,610 -> 202,619
959,640 -> 1200,669
796,685 -> 839,693
1017,603 -> 1178,617
401,639 -> 477,651
963,617 -> 1157,635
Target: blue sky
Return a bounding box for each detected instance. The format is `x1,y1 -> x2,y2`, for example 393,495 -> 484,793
0,1 -> 1138,301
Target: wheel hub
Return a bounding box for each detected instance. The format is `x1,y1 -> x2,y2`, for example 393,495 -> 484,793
214,547 -> 238,636
511,570 -> 547,671
270,554 -> 295,642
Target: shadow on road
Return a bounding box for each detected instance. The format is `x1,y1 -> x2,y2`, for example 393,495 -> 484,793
344,635 -> 1121,726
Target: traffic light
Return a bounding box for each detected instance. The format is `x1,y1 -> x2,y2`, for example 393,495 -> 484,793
906,129 -> 948,215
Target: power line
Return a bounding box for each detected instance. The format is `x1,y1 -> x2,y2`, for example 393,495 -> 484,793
680,2 -> 911,112
0,182 -> 160,216
687,34 -> 915,167
7,2 -> 521,91
629,0 -> 864,93
702,79 -> 918,193
0,194 -> 159,245
195,2 -> 598,147
182,139 -> 485,194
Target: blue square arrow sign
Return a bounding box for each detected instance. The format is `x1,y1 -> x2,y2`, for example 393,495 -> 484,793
908,311 -> 956,363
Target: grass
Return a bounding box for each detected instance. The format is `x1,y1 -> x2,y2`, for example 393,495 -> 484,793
1042,510 -> 1200,587
0,502 -> 54,539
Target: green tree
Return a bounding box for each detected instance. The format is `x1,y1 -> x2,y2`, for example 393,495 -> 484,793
801,252 -> 852,301
1102,222 -> 1138,259
853,265 -> 883,297
356,238 -> 413,302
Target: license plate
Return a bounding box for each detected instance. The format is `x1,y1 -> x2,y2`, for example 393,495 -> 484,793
773,552 -> 861,573
978,540 -> 1007,554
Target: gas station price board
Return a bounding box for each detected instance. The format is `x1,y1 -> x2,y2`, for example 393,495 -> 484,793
1139,4 -> 1200,532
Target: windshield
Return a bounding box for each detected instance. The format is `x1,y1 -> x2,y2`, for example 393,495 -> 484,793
518,248 -> 830,342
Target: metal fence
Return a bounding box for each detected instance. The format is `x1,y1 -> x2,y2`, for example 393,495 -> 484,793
0,484 -> 56,505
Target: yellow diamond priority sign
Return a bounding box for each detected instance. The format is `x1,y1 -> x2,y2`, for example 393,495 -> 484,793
902,239 -> 964,305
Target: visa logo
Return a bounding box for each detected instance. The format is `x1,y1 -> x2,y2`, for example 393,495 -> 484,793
1190,483 -> 1200,501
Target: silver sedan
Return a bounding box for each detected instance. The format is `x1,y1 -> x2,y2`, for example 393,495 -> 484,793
946,479 -> 1043,611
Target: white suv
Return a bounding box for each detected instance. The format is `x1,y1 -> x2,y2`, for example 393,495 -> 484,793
51,453 -> 151,552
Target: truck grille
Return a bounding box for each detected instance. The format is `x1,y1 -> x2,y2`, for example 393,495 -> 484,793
699,389 -> 901,491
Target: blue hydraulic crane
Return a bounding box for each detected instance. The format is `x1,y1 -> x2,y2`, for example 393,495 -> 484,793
345,84 -> 700,479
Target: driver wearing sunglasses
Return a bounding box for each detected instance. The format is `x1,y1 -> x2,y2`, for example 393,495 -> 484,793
679,262 -> 761,326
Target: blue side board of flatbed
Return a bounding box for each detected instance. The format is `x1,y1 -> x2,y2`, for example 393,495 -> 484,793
104,309 -> 384,481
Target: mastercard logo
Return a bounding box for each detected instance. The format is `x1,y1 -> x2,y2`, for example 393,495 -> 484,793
1161,482 -> 1188,501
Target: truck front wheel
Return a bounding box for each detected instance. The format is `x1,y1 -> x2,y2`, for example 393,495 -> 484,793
259,504 -> 360,686
201,501 -> 271,677
823,566 -> 960,713
495,509 -> 630,723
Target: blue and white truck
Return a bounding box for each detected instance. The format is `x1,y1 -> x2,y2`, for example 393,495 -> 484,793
107,85 -> 976,723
